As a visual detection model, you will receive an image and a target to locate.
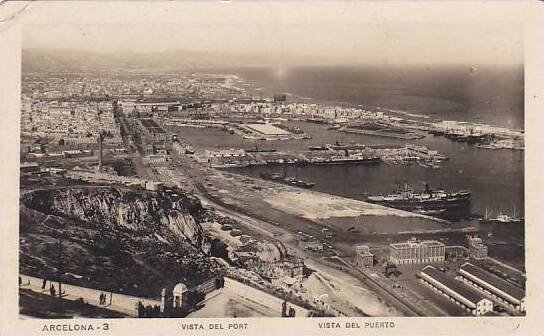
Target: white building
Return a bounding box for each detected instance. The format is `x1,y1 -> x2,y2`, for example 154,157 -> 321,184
389,240 -> 445,265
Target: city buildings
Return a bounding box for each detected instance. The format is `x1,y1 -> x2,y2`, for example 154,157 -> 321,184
389,239 -> 445,265
354,245 -> 374,268
205,149 -> 247,159
299,240 -> 324,252
20,162 -> 41,173
143,154 -> 169,166
459,263 -> 525,311
120,100 -> 180,115
467,235 -> 488,260
205,149 -> 250,168
18,68 -> 526,319
445,245 -> 468,260
172,142 -> 195,155
418,265 -> 493,316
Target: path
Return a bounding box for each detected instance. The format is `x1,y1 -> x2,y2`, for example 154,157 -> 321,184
188,278 -> 309,318
20,275 -> 307,319
19,274 -> 160,317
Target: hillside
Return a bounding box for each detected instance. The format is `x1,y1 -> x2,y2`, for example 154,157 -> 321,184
22,48 -> 270,73
19,187 -> 223,298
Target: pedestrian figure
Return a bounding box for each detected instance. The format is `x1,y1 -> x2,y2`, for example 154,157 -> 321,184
289,306 -> 295,317
50,284 -> 56,297
137,301 -> 144,318
42,278 -> 47,289
99,293 -> 103,305
19,276 -> 22,287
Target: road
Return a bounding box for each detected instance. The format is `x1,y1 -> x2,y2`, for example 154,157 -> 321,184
128,146 -> 438,316
20,274 -> 306,319
194,182 -> 426,316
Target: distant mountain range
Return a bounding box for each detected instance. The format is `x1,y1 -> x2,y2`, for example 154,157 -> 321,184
22,48 -> 273,72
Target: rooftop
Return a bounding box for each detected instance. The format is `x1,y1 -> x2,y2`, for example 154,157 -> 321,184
140,118 -> 166,134
421,266 -> 486,305
460,263 -> 525,300
421,240 -> 445,247
391,240 -> 445,249
246,123 -> 291,136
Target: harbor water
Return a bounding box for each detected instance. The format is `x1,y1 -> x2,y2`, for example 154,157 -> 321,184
184,65 -> 525,266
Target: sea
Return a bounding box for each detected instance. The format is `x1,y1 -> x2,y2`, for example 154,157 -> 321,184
195,64 -> 525,266
234,64 -> 524,130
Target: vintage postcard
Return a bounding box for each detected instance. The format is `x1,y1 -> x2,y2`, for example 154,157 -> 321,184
0,1 -> 543,335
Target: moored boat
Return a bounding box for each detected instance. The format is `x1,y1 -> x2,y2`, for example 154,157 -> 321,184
366,183 -> 471,211
479,208 -> 523,224
259,172 -> 315,189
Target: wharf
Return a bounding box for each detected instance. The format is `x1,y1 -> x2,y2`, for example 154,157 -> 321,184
339,127 -> 425,140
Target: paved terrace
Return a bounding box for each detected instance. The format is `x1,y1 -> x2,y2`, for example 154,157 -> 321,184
19,275 -> 160,317
19,275 -> 308,318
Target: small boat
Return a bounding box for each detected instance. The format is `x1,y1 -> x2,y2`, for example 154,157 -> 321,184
479,207 -> 524,224
308,145 -> 329,151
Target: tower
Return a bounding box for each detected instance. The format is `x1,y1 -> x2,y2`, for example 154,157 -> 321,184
98,133 -> 103,171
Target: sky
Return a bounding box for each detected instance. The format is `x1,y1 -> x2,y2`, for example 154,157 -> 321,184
18,1 -> 526,66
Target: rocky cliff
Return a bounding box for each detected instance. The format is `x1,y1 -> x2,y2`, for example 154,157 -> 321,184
23,187 -> 207,248
20,187 -> 221,297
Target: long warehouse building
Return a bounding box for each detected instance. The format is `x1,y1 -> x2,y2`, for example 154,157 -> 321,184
459,263 -> 525,312
418,265 -> 493,316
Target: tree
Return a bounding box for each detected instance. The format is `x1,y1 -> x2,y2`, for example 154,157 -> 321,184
210,238 -> 230,263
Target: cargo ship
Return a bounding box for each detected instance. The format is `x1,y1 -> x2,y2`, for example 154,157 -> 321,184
306,118 -> 327,124
311,156 -> 381,165
309,142 -> 368,151
259,172 -> 315,189
308,145 -> 329,151
246,146 -> 277,153
330,142 -> 367,151
366,183 -> 471,211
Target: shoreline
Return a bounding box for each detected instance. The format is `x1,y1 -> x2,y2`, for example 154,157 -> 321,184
232,70 -> 524,136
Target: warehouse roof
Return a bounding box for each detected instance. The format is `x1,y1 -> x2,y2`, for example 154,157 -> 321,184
460,263 -> 525,301
421,266 -> 486,305
246,123 -> 291,135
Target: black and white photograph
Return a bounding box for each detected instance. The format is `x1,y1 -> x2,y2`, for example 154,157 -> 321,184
1,1 -> 543,335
